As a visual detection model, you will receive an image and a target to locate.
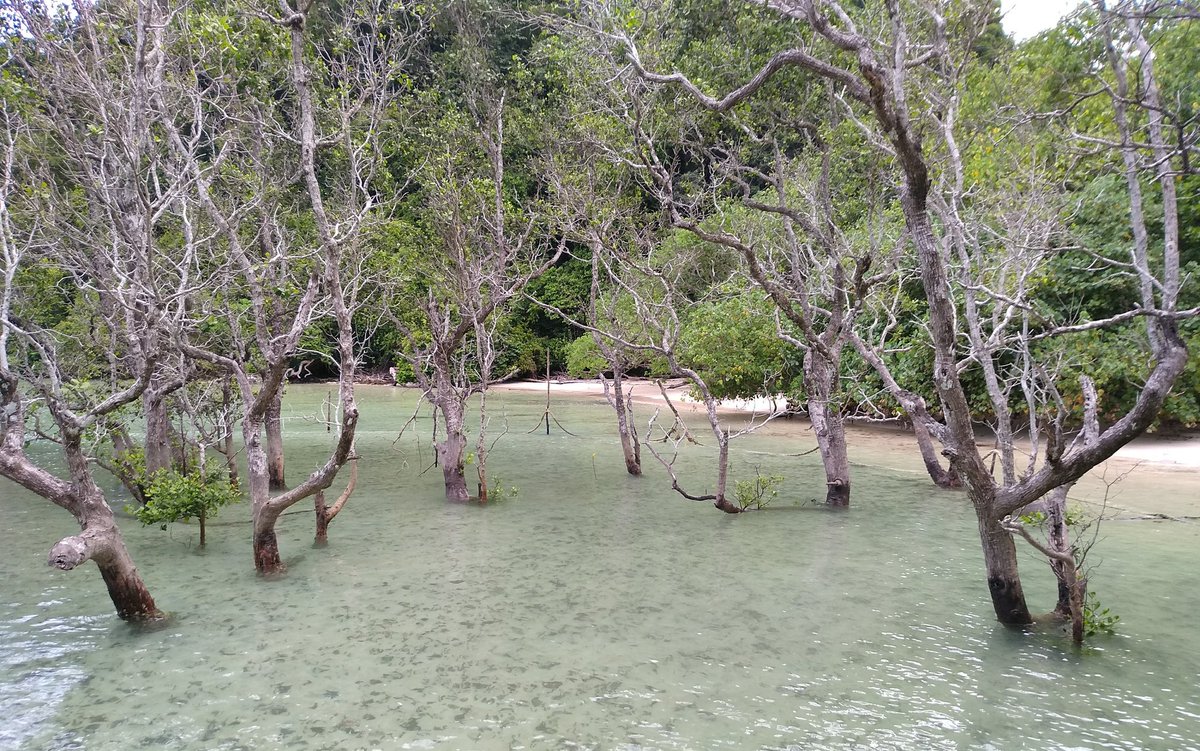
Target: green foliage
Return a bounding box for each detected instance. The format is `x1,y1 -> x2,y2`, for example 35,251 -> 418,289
734,472 -> 784,511
486,476 -> 519,501
565,335 -> 608,378
679,291 -> 798,400
1083,591 -> 1120,637
130,469 -> 240,535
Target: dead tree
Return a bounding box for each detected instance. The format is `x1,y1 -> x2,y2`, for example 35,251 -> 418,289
535,146 -> 648,475
553,20 -> 959,503
537,210 -> 785,512
387,94 -> 562,502
172,0 -> 415,572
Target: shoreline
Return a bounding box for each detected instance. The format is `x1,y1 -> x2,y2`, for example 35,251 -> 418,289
489,377 -> 1200,471
484,377 -> 1200,519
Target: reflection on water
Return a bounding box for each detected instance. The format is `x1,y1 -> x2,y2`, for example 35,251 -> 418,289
2,384 -> 1198,750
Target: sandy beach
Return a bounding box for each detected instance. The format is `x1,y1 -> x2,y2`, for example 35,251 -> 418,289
493,377 -> 1200,518
494,377 -> 1200,467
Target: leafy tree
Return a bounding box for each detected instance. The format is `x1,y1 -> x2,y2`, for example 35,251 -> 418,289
133,469 -> 241,547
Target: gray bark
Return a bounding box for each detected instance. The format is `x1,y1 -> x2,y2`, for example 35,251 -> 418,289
142,386 -> 174,476
266,388 -> 285,490
435,386 -> 470,502
804,347 -> 850,506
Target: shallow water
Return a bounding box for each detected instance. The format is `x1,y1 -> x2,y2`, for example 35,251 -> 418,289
2,384 -> 1199,751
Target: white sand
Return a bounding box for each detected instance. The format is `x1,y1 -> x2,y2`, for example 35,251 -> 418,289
494,378 -> 1200,470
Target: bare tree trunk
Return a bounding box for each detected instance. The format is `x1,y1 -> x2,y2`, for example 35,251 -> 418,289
143,386 -> 173,476
614,371 -> 641,475
41,435 -> 164,620
94,539 -> 161,620
252,499 -> 283,575
221,377 -> 239,487
46,510 -> 162,620
712,431 -> 740,514
314,490 -> 330,546
1044,484 -> 1085,641
245,410 -> 284,574
979,514 -> 1034,625
266,389 -> 285,490
603,370 -> 642,475
435,394 -> 470,502
253,525 -> 282,574
804,349 -> 851,506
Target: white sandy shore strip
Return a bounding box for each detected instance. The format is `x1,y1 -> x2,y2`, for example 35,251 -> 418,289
492,377 -> 1200,470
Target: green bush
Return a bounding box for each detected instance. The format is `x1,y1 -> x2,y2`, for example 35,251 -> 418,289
130,469 -> 241,545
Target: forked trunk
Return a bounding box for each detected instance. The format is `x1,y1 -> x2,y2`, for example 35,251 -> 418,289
978,514 -> 1034,625
266,391 -> 286,490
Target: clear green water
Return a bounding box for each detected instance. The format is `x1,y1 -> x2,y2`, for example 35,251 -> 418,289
2,384 -> 1198,750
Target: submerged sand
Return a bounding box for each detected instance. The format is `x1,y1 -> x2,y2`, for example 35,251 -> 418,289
493,377 -> 1200,519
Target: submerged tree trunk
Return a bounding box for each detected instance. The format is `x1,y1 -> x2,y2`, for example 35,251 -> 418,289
603,370 -> 642,476
979,513 -> 1034,626
245,410 -> 285,574
266,389 -> 285,490
95,545 -> 161,621
1045,484 -> 1085,642
253,525 -> 282,574
804,349 -> 851,507
435,394 -> 469,502
48,516 -> 163,621
711,432 -> 741,514
314,490 -> 330,546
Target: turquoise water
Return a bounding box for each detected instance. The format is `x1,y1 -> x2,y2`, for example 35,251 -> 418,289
2,384 -> 1198,750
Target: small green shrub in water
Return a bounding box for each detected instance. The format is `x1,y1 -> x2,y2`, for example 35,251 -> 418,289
129,469 -> 240,545
734,473 -> 784,510
1083,591 -> 1120,637
486,476 -> 519,501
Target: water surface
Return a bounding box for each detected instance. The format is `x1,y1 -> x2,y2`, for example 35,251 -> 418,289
2,385 -> 1198,750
